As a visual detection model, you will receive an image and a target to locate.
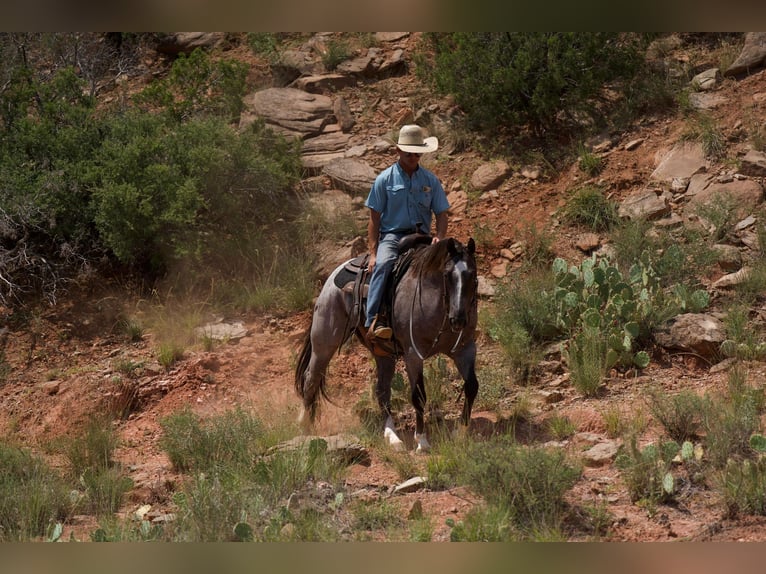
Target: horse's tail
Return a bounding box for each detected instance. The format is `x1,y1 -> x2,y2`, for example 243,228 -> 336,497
294,325 -> 329,409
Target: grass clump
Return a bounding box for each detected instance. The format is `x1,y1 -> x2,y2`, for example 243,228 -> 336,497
159,407 -> 349,541
701,366 -> 764,469
645,387 -> 705,443
561,186 -> 619,232
0,440 -> 73,541
442,435 -> 581,538
64,415 -> 132,516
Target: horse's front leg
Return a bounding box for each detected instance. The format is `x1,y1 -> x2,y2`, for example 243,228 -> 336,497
374,355 -> 404,451
404,355 -> 430,454
452,341 -> 479,429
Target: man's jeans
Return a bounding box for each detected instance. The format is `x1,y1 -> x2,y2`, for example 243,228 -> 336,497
365,232 -> 406,328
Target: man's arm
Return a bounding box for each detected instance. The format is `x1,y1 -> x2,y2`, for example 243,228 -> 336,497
433,211 -> 448,243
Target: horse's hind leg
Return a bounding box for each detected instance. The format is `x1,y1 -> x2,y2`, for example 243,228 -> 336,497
403,355 -> 430,454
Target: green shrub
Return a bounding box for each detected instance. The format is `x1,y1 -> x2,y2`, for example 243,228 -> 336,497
646,387 -> 705,442
134,48 -> 247,122
615,436 -> 679,505
460,436 -> 581,533
577,145 -> 604,177
65,414 -> 120,476
702,366 -> 763,468
561,186 -> 619,232
0,441 -> 73,541
159,407 -> 266,473
419,32 -> 647,135
719,458 -> 766,517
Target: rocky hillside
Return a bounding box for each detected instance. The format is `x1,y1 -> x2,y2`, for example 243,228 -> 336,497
3,32 -> 766,542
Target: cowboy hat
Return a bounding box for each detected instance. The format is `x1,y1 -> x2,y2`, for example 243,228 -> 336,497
396,124 -> 438,153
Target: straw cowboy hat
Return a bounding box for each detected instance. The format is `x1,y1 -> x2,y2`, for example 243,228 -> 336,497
396,124 -> 438,153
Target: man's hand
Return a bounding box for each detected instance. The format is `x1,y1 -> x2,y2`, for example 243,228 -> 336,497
367,252 -> 376,272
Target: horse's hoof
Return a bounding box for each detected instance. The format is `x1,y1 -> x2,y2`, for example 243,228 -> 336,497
390,439 -> 405,452
414,445 -> 430,455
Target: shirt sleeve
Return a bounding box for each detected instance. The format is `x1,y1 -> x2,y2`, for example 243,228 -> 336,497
429,173 -> 450,214
365,172 -> 387,213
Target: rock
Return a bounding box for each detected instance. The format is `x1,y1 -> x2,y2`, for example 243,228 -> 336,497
688,92 -> 727,110
654,313 -> 726,358
739,149 -> 766,177
302,132 -> 352,172
375,32 -> 409,42
154,32 -> 225,55
713,267 -> 752,289
39,381 -> 61,395
712,244 -> 742,272
691,68 -> 721,91
724,32 -> 766,77
649,142 -> 708,182
332,96 -> 356,132
267,434 -> 371,467
407,499 -> 424,520
241,87 -> 334,139
575,232 -> 601,253
292,74 -> 358,94
477,275 -> 495,298
393,476 -> 427,494
447,190 -> 469,215
582,440 -> 621,467
470,161 -> 512,192
686,178 -> 764,220
618,189 -> 671,220
322,158 -> 377,196
624,138 -> 644,151
194,321 -> 248,341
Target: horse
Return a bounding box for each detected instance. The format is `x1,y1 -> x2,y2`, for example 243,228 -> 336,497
294,235 -> 479,453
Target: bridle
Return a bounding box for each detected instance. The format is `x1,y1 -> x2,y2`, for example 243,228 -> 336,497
408,251 -> 477,361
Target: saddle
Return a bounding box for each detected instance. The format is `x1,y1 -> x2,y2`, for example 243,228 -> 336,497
332,233 -> 433,345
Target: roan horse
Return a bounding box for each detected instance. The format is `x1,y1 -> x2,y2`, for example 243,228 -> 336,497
294,235 -> 479,453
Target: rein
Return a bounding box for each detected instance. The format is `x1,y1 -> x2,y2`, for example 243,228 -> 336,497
408,258 -> 469,361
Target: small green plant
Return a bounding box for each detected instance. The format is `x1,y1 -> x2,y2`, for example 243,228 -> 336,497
445,505 -> 518,541
718,457 -> 766,518
156,342 -> 184,370
321,38 -> 351,71
615,436 -> 680,505
645,387 -> 705,442
247,32 -> 279,57
352,499 -> 404,532
65,415 -> 119,476
577,145 -> 604,177
721,303 -> 766,361
458,436 -> 581,535
683,112 -> 726,160
546,414 -> 576,440
702,366 -> 764,468
118,318 -> 144,342
0,440 -> 73,541
561,186 -> 619,232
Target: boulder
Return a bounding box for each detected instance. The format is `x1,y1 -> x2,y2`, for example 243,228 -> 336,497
322,158 -> 377,196
739,149 -> 766,177
649,142 -> 708,182
470,161 -> 512,192
618,189 -> 671,220
241,87 -> 334,139
654,313 -> 725,358
724,32 -> 766,77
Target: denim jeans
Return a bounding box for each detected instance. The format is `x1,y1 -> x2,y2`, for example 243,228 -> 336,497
365,232 -> 407,328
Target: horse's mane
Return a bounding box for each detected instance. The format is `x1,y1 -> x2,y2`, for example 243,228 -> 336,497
409,237 -> 463,276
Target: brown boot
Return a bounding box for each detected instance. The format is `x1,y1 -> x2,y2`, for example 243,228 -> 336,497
367,315 -> 392,340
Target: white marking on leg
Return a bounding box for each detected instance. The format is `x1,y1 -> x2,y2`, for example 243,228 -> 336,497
414,432 -> 431,454
384,415 -> 404,451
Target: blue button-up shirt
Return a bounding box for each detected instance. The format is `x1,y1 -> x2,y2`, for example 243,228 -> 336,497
365,162 -> 450,235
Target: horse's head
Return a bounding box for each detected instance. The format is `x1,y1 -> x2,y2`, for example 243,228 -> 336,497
444,237 -> 478,330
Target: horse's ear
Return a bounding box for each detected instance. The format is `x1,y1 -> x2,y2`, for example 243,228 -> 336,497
446,237 -> 459,256
467,237 -> 476,255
